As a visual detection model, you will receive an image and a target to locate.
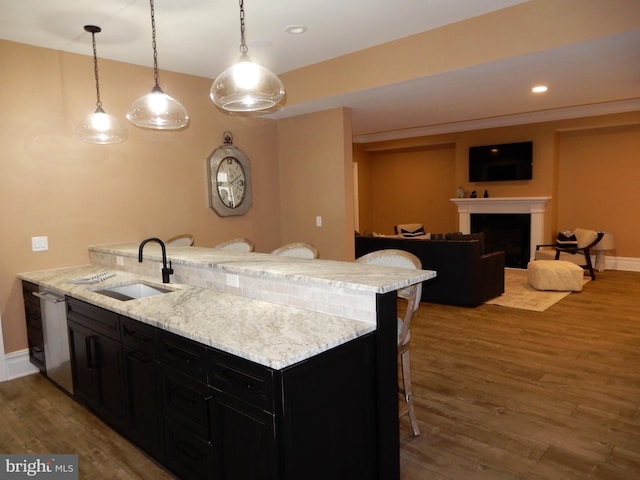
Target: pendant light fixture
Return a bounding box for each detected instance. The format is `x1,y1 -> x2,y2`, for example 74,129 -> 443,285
76,25 -> 128,145
210,0 -> 285,113
126,0 -> 189,129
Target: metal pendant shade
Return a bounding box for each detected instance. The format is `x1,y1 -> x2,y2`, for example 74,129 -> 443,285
210,0 -> 285,113
76,25 -> 128,145
127,0 -> 189,129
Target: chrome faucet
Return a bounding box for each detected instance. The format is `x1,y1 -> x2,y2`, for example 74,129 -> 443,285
138,237 -> 174,283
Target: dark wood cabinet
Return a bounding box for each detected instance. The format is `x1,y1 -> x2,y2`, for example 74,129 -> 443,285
207,334 -> 376,480
121,316 -> 164,461
208,349 -> 278,479
279,335 -> 376,480
123,347 -> 163,461
64,294 -> 380,480
209,390 -> 277,480
22,281 -> 45,372
67,298 -> 127,433
159,332 -> 213,480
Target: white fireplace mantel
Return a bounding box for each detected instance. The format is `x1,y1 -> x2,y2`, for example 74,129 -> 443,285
451,197 -> 551,261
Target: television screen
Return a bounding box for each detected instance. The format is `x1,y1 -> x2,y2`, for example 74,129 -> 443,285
469,141 -> 533,182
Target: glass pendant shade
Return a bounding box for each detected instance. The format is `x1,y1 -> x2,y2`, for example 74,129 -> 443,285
76,107 -> 128,144
128,0 -> 189,130
76,25 -> 128,145
211,54 -> 285,113
127,85 -> 190,129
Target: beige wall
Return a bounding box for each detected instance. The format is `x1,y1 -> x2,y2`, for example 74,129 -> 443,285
557,123 -> 640,255
356,112 -> 640,255
358,144 -> 457,235
276,108 -> 354,260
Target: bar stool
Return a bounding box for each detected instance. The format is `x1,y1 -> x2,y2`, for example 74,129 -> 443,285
356,249 -> 422,436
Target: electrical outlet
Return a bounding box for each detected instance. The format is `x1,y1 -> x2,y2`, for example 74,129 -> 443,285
316,216 -> 322,227
116,256 -> 124,266
31,236 -> 49,252
226,274 -> 240,288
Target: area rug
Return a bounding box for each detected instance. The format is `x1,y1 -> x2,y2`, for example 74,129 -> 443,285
485,268 -> 590,312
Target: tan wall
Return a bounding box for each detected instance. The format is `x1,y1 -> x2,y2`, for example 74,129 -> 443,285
356,112 -> 640,252
276,108 -> 354,261
357,144 -> 457,235
0,40 -> 283,353
557,124 -> 640,254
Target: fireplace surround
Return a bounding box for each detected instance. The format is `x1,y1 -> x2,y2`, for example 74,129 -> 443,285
451,197 -> 551,264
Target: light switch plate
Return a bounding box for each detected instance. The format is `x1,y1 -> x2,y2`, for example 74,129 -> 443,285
31,236 -> 49,252
316,216 -> 322,227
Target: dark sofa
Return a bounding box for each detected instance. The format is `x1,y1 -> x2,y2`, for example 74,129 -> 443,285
355,234 -> 505,307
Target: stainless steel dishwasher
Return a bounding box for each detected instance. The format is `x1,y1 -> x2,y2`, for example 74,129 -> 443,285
32,287 -> 74,394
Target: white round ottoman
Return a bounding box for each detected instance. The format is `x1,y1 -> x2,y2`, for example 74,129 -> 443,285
527,260 -> 585,291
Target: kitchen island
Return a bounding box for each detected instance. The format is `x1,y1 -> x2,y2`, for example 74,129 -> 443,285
20,243 -> 435,480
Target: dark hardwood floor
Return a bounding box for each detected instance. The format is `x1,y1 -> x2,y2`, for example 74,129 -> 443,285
400,269 -> 640,479
1,270 -> 638,479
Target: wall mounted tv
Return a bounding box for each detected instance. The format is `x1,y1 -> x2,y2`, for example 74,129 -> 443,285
469,141 -> 533,182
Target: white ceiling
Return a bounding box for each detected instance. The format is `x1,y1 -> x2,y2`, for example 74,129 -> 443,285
2,0 -> 639,141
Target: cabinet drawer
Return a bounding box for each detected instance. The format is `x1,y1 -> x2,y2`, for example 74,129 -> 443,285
160,331 -> 207,382
208,349 -> 275,412
67,297 -> 120,341
121,316 -> 160,357
162,366 -> 211,440
164,417 -> 214,480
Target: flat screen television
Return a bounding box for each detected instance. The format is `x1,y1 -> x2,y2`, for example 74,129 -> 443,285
469,141 -> 533,182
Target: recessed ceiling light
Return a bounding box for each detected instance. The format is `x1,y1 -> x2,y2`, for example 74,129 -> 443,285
285,25 -> 307,35
531,85 -> 548,93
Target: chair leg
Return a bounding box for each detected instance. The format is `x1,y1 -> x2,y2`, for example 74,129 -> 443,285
583,251 -> 596,280
400,347 -> 420,436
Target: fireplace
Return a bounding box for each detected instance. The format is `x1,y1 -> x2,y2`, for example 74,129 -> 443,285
471,214 -> 531,268
451,197 -> 551,266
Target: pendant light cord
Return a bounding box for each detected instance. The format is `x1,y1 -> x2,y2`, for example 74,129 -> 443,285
239,0 -> 248,55
86,26 -> 103,111
149,0 -> 160,89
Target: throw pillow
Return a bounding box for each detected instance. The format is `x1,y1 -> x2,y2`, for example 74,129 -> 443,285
556,230 -> 578,249
400,226 -> 426,237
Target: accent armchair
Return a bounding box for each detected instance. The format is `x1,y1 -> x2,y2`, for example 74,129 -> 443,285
535,228 -> 604,280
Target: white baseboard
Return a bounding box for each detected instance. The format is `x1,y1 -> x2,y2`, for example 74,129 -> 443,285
607,256 -> 640,272
5,349 -> 39,381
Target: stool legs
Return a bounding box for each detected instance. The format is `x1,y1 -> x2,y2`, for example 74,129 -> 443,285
399,343 -> 420,436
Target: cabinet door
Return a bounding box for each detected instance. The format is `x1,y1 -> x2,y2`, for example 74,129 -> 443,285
209,391 -> 278,480
68,320 -> 98,405
124,347 -> 163,462
94,332 -> 127,432
68,320 -> 127,432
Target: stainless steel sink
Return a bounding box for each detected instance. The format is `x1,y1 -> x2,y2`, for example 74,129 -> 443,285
94,282 -> 174,301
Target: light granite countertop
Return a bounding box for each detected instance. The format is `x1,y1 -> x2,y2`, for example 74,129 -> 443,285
19,265 -> 377,370
90,242 -> 436,294
20,244 -> 436,370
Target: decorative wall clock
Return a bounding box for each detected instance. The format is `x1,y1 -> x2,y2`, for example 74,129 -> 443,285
207,131 -> 252,216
